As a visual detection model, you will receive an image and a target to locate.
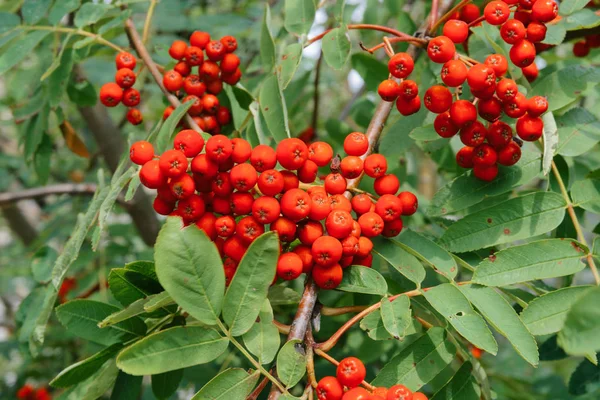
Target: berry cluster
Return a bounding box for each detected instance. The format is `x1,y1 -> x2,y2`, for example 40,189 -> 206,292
130,130 -> 417,290
160,31 -> 240,134
316,357 -> 428,400
377,0 -> 557,181
573,34 -> 600,57
17,385 -> 51,400
99,51 -> 143,125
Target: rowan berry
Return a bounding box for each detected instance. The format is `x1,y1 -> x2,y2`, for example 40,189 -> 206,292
229,163 -> 257,192
460,121 -> 487,147
163,105 -> 174,120
387,384 -> 412,400
459,3 -> 481,23
326,210 -> 354,238
174,60 -> 192,77
268,217 -> 295,242
351,193 -> 373,215
190,31 -> 211,49
313,263 -> 343,289
281,170 -> 300,191
130,141 -> 154,165
340,156 -> 364,179
487,121 -> 513,149
220,53 -> 240,75
374,174 -> 399,196
309,191 -> 331,221
340,255 -> 354,268
495,78 -> 519,101
234,216 -> 264,244
230,192 -> 253,215
159,149 -> 188,177
364,154 -> 388,178
484,1 -> 510,25
200,94 -> 219,114
398,79 -> 419,100
177,194 -> 206,222
173,129 -> 204,157
473,163 -> 499,181
532,0 -> 558,22
205,40 -> 226,61
215,215 -> 236,238
382,218 -> 403,237
276,253 -> 303,280
357,236 -> 373,257
503,92 -> 528,118
342,387 -> 370,400
434,112 -> 459,138
398,191 -> 418,215
294,244 -> 314,273
441,60 -> 468,87
158,183 -> 178,203
249,145 -> 276,172
308,141 -> 334,167
527,95 -> 548,117
296,160 -> 316,184
153,196 -> 175,215
336,357 -> 366,388
116,51 -> 136,69
358,212 -> 384,237
447,100 -> 475,129
200,61 -> 221,81
501,19 -> 527,44
276,138 -> 308,170
191,153 -> 219,178
312,236 -> 343,267
223,258 -> 238,286
374,194 -> 402,222
122,87 -> 141,107
127,107 -> 143,125
222,67 -> 242,85
378,79 -> 400,101
169,40 -> 187,60
341,235 -> 360,256
205,135 -> 232,164
183,75 -> 206,97
473,144 -> 498,167
169,173 -> 195,199
443,19 -> 469,43
373,388 -> 389,398
218,35 -> 237,52
248,197 -> 278,225
323,173 -> 346,195
467,64 -> 496,91
115,68 -> 136,88
388,52 -> 414,78
427,36 -> 456,63
485,54 -> 508,77
498,140 -> 522,166
330,194 -> 352,213
316,376 -> 344,400
99,82 -> 123,107
298,220 -> 324,245
210,172 -> 232,197
478,97 -> 503,122
212,195 -> 232,215
509,40 -> 536,68
456,146 -> 475,168
163,70 -> 183,92
223,236 -> 248,262
396,96 -> 421,116
280,188 -> 311,221
516,114 -> 544,141
527,22 -> 547,43
424,85 -> 453,113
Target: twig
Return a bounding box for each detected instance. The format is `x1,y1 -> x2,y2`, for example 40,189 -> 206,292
305,327 -> 318,389
274,319 -> 291,335
142,0 -> 157,45
123,19 -> 202,132
0,183 -> 100,206
21,25 -> 125,53
248,375 -> 271,400
321,305 -> 369,316
312,53 -> 324,136
551,161 -> 600,285
305,24 -> 423,48
430,0 -> 472,33
430,0 -> 440,31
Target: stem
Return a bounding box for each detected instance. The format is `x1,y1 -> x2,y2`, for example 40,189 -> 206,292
273,319 -> 291,335
0,183 -> 100,206
431,0 -> 472,33
467,15 -> 486,28
248,376 -> 270,400
361,36 -> 428,54
21,25 -> 125,53
430,0 -> 440,31
321,305 -> 369,316
305,328 -> 318,389
313,348 -> 375,391
305,24 -> 421,48
312,53 -> 324,135
142,0 -> 157,45
551,161 -> 600,285
216,320 -> 288,394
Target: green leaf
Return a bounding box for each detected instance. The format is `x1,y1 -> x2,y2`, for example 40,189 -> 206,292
33,133 -> 52,184
556,108 -> 600,157
116,326 -> 229,375
243,300 -> 280,364
372,237 -> 425,286
429,153 -> 541,217
22,0 -> 51,24
568,358 -> 600,396
439,192 -> 567,253
67,79 -> 97,107
259,75 -> 291,142
31,245 -> 57,284
25,105 -> 49,161
155,218 -> 225,326
0,30 -> 51,75
350,53 -> 388,90
521,287 -> 592,335
58,359 -> 119,400
51,344 -> 122,388
284,0 -> 316,36
48,0 -> 81,25
41,34 -> 73,82
558,286 -> 600,355
268,285 -> 302,306
97,9 -> 131,35
530,65 -> 600,111
337,265 -> 388,296
410,125 -> 450,152
322,26 -> 351,70
260,4 -> 276,71
563,9 -> 600,29
380,296 -> 412,339
431,362 -> 480,400
424,284 -> 498,354
572,178 -> 600,213
278,43 -> 303,89
192,369 -> 260,400
560,0 -> 590,15
473,239 -> 587,287
542,112 -> 558,176
371,327 -> 456,390
153,99 -> 194,153
144,291 -> 175,313
55,300 -> 146,346
459,284 -> 539,366
361,311 -> 421,341
223,232 -> 279,337
125,260 -> 157,281
74,3 -> 112,28
110,371 -> 142,400
98,292 -> 169,328
152,370 -> 183,400
124,174 -> 140,202
277,339 -> 306,388
543,22 -> 566,45
539,335 -> 568,361
397,230 -> 457,280
0,12 -> 20,34
108,267 -> 163,307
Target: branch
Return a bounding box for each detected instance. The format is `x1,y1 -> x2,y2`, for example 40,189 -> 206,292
312,53 -> 324,136
142,0 -> 158,45
0,183 -> 99,206
20,25 -> 125,53
1,205 -> 38,246
123,18 -> 203,132
305,24 -> 427,48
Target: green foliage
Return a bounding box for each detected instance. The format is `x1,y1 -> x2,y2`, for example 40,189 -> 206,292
277,339 -> 306,388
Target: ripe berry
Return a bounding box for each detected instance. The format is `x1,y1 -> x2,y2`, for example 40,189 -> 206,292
215,215 -> 236,238
396,96 -> 421,116
398,80 -> 419,100
478,97 -> 503,122
316,376 -> 343,400
484,1 -> 510,25
220,35 -> 238,53
460,3 -> 481,23
388,52 -> 414,78
313,263 -> 343,289
281,170 -> 300,191
351,193 -> 373,215
159,149 -> 188,177
163,70 -> 183,92
312,236 -> 343,267
163,105 -> 174,120
374,174 -> 399,195
485,54 -> 508,77
473,164 -> 499,181
257,169 -> 283,196
223,236 -> 248,262
527,22 -> 547,43
222,67 -> 242,85
277,138 -> 308,170
326,210 -> 354,238
201,94 -> 220,114
487,121 -> 513,149
522,62 -> 539,82
531,0 -> 558,22
183,75 -> 207,97
174,129 -> 204,157
344,132 -> 369,156
441,60 -> 468,87
116,51 -> 136,69
115,68 -> 136,88
277,253 -> 303,280
456,146 -> 475,168
526,96 -> 548,118
250,145 -> 277,172
229,163 -> 257,192
501,19 -> 527,44
191,154 -> 218,178
330,195 -> 352,213
509,40 -> 536,68
375,194 -> 403,221
387,384 -> 412,400
308,141 -> 334,167
169,40 -> 187,60
427,36 -> 456,63
196,212 -> 217,240
211,171 -> 233,196
364,154 -> 388,178
280,188 -> 311,221
495,78 -> 518,101
434,112 -> 459,138
467,64 -> 496,91
200,61 -> 221,81
412,393 -> 429,400
130,141 -> 154,165
336,357 -> 366,388
378,79 -> 400,101
122,88 -> 141,107
325,173 -> 348,195
205,135 -> 233,164
153,196 -> 174,215
230,192 -> 254,215
382,218 -> 403,237
190,31 -> 211,49
235,216 -> 264,244
473,144 -> 498,166
373,388 -> 389,398
460,121 -> 487,147
498,141 -> 522,166
573,40 -> 591,57
504,92 -> 528,118
221,53 -> 240,74
294,244 -> 314,273
99,82 -> 123,107
298,220 -> 324,245
398,191 -> 418,215
309,191 -> 331,221
298,160 -> 319,183
424,85 -> 453,113
126,108 -> 143,125
357,236 -> 373,257
177,194 -> 206,222
270,217 -> 296,242
516,115 -> 544,141
341,235 -> 359,256
251,196 -> 279,224
174,61 -> 191,77
206,40 -> 226,61
342,387 -> 370,400
358,212 -> 384,237
443,19 -> 469,43
340,156 -> 364,179
449,100 -> 477,127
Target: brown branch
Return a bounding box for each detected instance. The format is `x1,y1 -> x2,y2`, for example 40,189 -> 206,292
312,53 -> 324,136
273,319 -> 291,335
0,183 -> 99,206
248,375 -> 271,400
305,24 -> 426,48
123,18 -> 202,133
1,205 -> 38,246
321,305 -> 369,316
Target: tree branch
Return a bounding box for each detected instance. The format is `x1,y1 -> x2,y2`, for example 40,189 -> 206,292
0,183 -> 99,206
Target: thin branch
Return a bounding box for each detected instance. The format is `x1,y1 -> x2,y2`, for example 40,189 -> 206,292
321,305 -> 369,316
21,25 -> 125,53
273,319 -> 291,335
430,0 -> 440,31
142,0 -> 157,45
430,0 -> 472,33
312,53 -> 324,135
248,376 -> 271,400
0,183 -> 99,206
305,24 -> 425,48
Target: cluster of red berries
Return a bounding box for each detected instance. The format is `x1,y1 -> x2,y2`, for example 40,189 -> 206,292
129,130 -> 417,289
377,0 -> 557,181
316,357 -> 428,400
573,34 -> 600,57
17,385 -> 51,400
159,31 -> 239,134
99,51 -> 143,125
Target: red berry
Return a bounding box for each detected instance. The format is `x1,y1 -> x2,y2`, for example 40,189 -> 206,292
501,19 -> 527,45
396,96 -> 421,116
153,196 -> 174,215
351,193 -> 373,215
177,194 -> 206,222
220,35 -> 238,53
122,88 -> 141,107
276,138 -> 308,170
485,54 -> 508,77
280,188 -> 311,221
216,215 -> 236,238
398,191 -> 418,215
516,114 -> 544,141
115,68 -> 136,88
163,70 -> 183,92
387,384 -> 412,400
427,36 -> 456,63
487,121 -> 513,149
205,134 -> 233,164
531,0 -> 558,22
375,194 -> 403,222
473,164 -> 499,181
498,140 -> 522,166
308,141 -> 334,167
191,154 -> 218,178
229,163 -> 257,192
398,80 -> 419,100
159,149 -> 188,177
116,51 -> 136,69
336,357 -> 366,388
460,4 -> 481,23
510,40 -> 536,68
312,236 -> 343,267
130,141 -> 154,165
313,263 -> 343,289
374,174 -> 400,196
378,79 -> 400,101
316,376 -> 343,400
99,82 -> 123,107
326,210 -> 354,238
503,92 -> 528,118
126,108 -> 143,126
434,112 -> 459,138
484,1 -> 510,25
449,100 -> 477,127
169,40 -> 187,60
251,145 -> 277,172
309,191 -> 331,221
200,60 -> 221,81
235,216 -> 264,244
364,154 -> 388,178
527,95 -> 548,117
277,252 -> 303,280
467,64 -> 496,92
573,40 -> 591,57
170,174 -> 195,199
527,22 -> 547,42
460,121 -> 487,147
441,59 -> 468,87
456,146 -> 475,168
478,97 -> 503,122
298,220 -> 324,245
443,19 -> 469,43
344,132 -> 369,156
496,78 -> 519,101
388,52 -> 414,78
325,173 -> 348,195
340,156 -> 364,179
190,31 -> 211,49
424,85 -> 453,113
358,212 -> 384,237
174,129 -> 204,157
221,53 -> 240,74
473,144 -> 498,167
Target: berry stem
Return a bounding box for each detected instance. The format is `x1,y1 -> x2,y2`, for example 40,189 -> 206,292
305,328 -> 319,389
305,24 -> 424,48
467,15 -> 486,28
248,376 -> 270,400
550,161 -> 600,285
142,0 -> 158,45
313,348 -> 376,391
430,0 -> 473,33
20,25 -> 125,53
430,0 -> 440,31
361,36 -> 428,54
